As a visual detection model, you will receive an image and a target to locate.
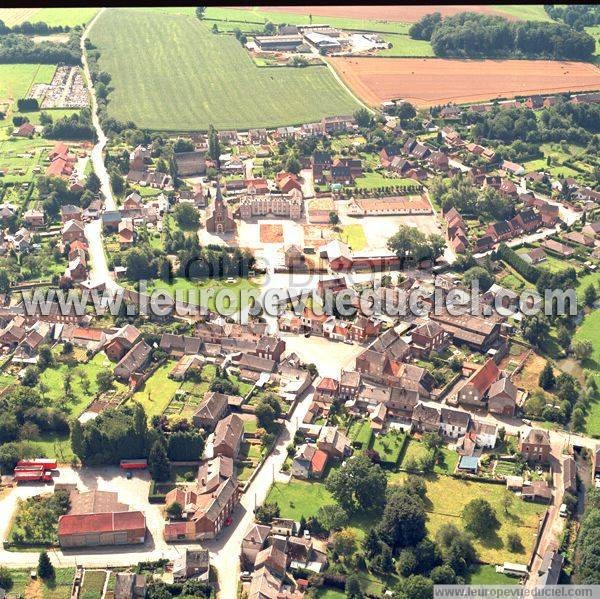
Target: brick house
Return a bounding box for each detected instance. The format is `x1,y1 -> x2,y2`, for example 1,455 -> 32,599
213,414 -> 244,459
192,392 -> 230,430
457,359 -> 500,409
411,320 -> 451,358
114,340 -> 151,384
488,376 -> 518,416
519,428 -> 551,464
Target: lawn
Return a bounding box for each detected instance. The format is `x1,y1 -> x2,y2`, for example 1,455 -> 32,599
337,224 -> 367,251
371,431 -> 405,465
268,473 -> 544,563
0,7 -> 98,26
131,361 -> 181,418
89,8 -> 361,130
80,570 -> 107,599
469,564 -> 519,585
8,568 -> 75,599
575,271 -> 600,301
379,34 -> 435,57
493,5 -> 553,21
398,438 -> 458,475
316,589 -> 346,599
355,172 -> 418,190
575,310 -> 600,436
348,419 -> 373,449
24,432 -> 74,463
145,277 -> 259,314
410,474 -> 545,564
36,351 -> 117,416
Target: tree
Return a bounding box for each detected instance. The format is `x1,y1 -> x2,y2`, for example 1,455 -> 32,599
208,125 -> 220,163
166,501 -> 183,519
430,564 -> 456,584
0,269 -> 10,293
363,527 -> 380,559
173,203 -> 200,230
372,542 -> 393,574
462,498 -> 499,536
0,567 -> 13,591
97,370 -> 114,393
354,108 -> 373,128
463,266 -> 493,292
255,502 -> 280,524
521,314 -> 550,348
345,574 -> 363,599
195,7 -> 205,19
557,325 -> 571,349
38,551 -> 55,580
397,548 -> 418,577
573,339 -> 593,362
326,454 -> 387,513
332,528 -> 357,559
70,419 -> 84,459
285,155 -> 301,175
377,488 -> 426,550
539,362 -> 556,390
328,211 -> 340,226
507,532 -> 523,552
387,225 -> 445,263
255,394 -> 282,434
316,504 -> 348,531
502,489 -> 514,515
398,575 -> 433,599
85,171 -> 101,194
148,438 -> 170,482
584,283 -> 597,307
22,366 -> 39,387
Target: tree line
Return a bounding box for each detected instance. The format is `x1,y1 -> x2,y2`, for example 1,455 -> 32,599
0,32 -> 81,64
410,12 -> 595,61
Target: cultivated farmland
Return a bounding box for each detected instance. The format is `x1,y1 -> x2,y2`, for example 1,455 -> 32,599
89,8 -> 362,131
259,5 -> 550,23
328,57 -> 600,107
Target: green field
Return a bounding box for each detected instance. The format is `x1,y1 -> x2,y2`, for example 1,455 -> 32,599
131,361 -> 181,418
355,172 -> 418,190
8,567 -> 75,599
89,8 -> 361,130
379,34 -> 435,57
0,63 -> 55,105
337,224 -> 367,251
575,310 -> 600,436
0,7 -> 98,27
80,570 -> 107,599
493,5 -> 554,22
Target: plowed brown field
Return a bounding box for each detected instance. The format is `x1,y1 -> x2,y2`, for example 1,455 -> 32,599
259,5 -> 514,22
328,58 -> 600,106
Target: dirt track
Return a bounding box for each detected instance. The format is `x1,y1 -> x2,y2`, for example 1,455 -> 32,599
327,57 -> 600,106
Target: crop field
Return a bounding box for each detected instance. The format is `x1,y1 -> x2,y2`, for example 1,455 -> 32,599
258,5 -> 548,23
89,8 -> 361,130
328,57 -> 600,107
0,7 -> 98,27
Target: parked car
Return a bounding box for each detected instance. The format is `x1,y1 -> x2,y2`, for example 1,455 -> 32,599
559,503 -> 568,517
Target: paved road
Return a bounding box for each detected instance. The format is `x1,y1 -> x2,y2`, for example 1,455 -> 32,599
80,7 -> 115,212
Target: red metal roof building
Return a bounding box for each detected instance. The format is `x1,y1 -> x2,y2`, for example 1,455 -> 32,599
58,511 -> 146,548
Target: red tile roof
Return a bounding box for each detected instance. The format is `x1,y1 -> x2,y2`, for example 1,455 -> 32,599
58,511 -> 145,535
317,377 -> 339,392
72,327 -> 104,341
467,358 -> 499,395
311,449 -> 328,474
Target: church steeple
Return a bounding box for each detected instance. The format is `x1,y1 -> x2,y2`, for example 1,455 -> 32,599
214,179 -> 224,205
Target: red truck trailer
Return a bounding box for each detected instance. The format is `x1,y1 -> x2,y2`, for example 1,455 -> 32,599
17,459 -> 57,470
120,459 -> 148,470
14,467 -> 53,483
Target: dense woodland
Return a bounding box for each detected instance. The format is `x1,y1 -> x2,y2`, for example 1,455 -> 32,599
410,12 -> 595,60
0,31 -> 81,65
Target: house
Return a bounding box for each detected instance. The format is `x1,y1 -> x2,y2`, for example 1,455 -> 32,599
178,186 -> 206,209
542,239 -> 575,257
317,426 -> 351,459
470,420 -> 498,449
170,354 -> 204,381
105,324 -> 141,362
510,209 -> 542,234
242,523 -> 271,568
430,309 -> 501,353
284,245 -> 305,270
519,428 -> 551,464
192,392 -> 230,430
14,121 -> 35,138
159,333 -> 203,357
174,151 -> 206,177
522,480 -> 552,503
486,220 -> 514,243
118,219 -> 135,248
114,340 -> 151,384
62,219 -> 86,243
320,239 -> 353,271
488,377 -> 518,416
411,320 -> 451,357
237,190 -> 303,220
23,206 -> 45,228
164,460 -> 239,541
114,573 -> 147,599
371,328 -> 411,362
213,413 -> 244,459
58,490 -> 146,548
538,548 -> 564,586
339,370 -> 361,401
292,444 -> 328,479
428,151 -> 449,171
439,407 -> 471,439
521,247 -> 547,265
565,231 -> 594,247
172,548 -> 210,583
411,403 -> 441,433
563,456 -> 577,494
314,377 -> 339,403
457,359 -> 500,409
